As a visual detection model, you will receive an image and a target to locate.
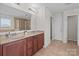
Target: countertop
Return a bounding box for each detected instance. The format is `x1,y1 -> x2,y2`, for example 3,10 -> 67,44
0,31 -> 44,45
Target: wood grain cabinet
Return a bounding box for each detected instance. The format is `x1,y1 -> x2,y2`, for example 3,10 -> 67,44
37,33 -> 44,50
0,45 -> 2,56
33,35 -> 38,54
3,39 -> 25,56
0,33 -> 44,56
26,36 -> 33,56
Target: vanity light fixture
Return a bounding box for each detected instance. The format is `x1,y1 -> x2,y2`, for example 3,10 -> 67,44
64,3 -> 72,5
16,3 -> 20,5
28,7 -> 38,15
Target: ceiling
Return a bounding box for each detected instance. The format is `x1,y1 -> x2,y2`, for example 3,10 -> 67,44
41,3 -> 79,13
1,3 -> 79,16
0,4 -> 31,19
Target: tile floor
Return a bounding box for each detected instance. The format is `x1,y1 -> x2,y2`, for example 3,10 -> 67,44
34,40 -> 79,56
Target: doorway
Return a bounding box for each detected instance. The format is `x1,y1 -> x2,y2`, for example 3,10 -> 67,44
67,15 -> 78,44
50,16 -> 52,41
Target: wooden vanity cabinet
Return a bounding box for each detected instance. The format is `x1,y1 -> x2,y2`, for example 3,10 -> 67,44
3,39 -> 25,56
26,36 -> 33,56
0,33 -> 44,56
33,35 -> 38,54
0,45 -> 2,56
37,33 -> 44,50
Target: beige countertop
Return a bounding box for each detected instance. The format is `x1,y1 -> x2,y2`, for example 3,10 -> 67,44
0,31 -> 44,45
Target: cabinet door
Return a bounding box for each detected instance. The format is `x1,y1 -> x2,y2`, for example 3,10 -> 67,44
3,39 -> 25,56
26,37 -> 33,56
37,33 -> 44,50
0,45 -> 2,56
24,38 -> 28,56
33,35 -> 38,54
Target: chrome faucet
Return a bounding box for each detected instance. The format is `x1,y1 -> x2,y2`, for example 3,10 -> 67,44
5,32 -> 10,38
24,30 -> 27,35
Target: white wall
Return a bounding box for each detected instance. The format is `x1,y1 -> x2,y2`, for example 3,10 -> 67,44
44,8 -> 52,47
31,14 -> 37,30
63,9 -> 79,45
34,7 -> 52,47
52,13 -> 63,41
78,15 -> 79,46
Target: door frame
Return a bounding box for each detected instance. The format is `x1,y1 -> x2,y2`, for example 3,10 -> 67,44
63,14 -> 79,46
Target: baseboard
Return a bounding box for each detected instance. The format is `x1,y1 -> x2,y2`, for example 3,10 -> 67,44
68,39 -> 77,41
52,39 -> 63,41
44,43 -> 49,48
43,41 -> 50,48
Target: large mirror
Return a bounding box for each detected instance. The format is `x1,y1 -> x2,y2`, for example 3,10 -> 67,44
0,4 -> 31,32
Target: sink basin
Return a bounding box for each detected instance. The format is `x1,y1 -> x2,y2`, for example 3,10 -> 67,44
10,33 -> 25,39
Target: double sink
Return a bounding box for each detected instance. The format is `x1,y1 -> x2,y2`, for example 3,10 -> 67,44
0,30 -> 43,44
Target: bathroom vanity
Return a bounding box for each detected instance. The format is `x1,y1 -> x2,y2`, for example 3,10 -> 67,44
0,31 -> 44,56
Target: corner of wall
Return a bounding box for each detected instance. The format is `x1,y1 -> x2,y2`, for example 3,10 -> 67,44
43,41 -> 50,48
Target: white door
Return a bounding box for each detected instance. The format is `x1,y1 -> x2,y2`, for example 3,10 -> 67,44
67,15 -> 78,41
